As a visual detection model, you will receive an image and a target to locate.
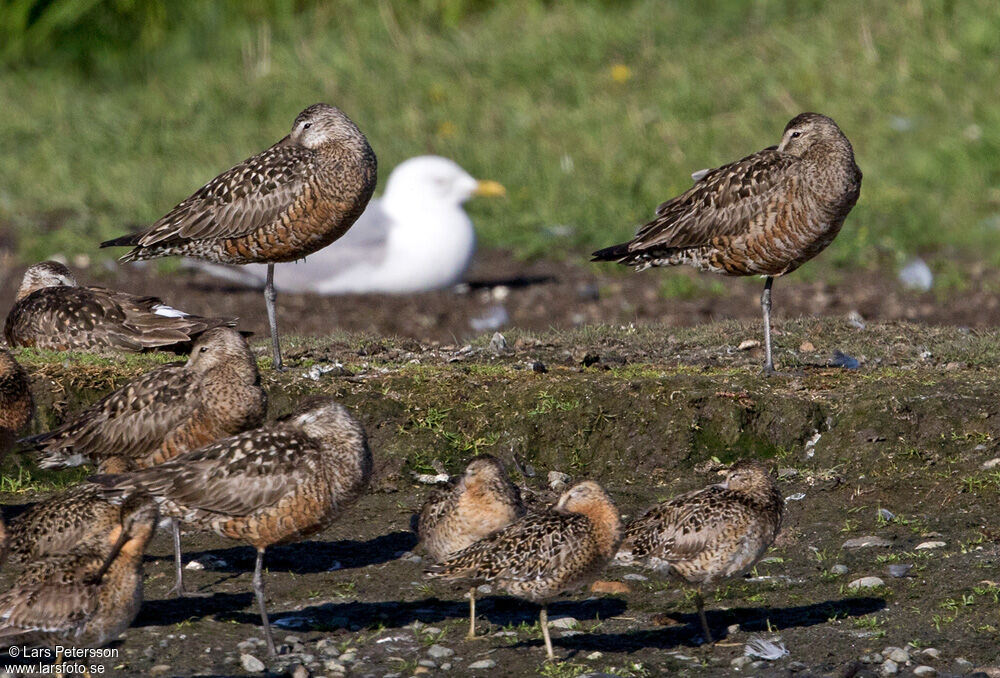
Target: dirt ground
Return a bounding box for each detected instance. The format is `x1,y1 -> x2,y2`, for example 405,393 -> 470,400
2,249 -> 998,346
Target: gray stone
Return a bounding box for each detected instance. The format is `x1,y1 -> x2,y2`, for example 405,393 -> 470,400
623,573 -> 648,581
290,665 -> 310,678
240,654 -> 266,673
489,332 -> 508,354
877,508 -> 896,521
831,564 -> 850,575
427,644 -> 455,659
548,616 -> 578,629
887,564 -> 913,578
324,658 -> 346,674
848,576 -> 885,589
881,659 -> 899,675
468,660 -> 497,669
731,656 -> 753,669
338,651 -> 357,663
843,536 -> 892,549
921,648 -> 941,660
887,648 -> 910,663
548,471 -> 571,491
915,541 -> 945,550
913,667 -> 937,677
727,624 -> 741,634
419,659 -> 437,668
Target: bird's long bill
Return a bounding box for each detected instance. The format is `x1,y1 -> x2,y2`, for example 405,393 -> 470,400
473,179 -> 506,198
92,524 -> 130,584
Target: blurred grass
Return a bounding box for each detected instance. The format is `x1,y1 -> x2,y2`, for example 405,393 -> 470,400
1,0 -> 998,276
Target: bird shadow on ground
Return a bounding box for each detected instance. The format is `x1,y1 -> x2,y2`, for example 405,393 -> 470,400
465,274 -> 557,290
134,592 -> 253,628
215,596 -> 628,634
144,530 -> 417,574
549,597 -> 886,655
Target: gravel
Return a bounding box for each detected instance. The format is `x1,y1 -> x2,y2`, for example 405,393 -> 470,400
427,644 -> 455,659
240,653 -> 266,673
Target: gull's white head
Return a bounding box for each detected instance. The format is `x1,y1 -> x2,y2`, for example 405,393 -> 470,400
382,156 -> 505,210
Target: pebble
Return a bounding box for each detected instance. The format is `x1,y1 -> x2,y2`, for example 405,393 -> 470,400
881,659 -> 899,675
877,508 -> 895,521
338,651 -> 356,663
468,660 -> 497,669
727,624 -> 741,635
799,341 -> 815,353
623,573 -> 648,581
149,666 -> 172,676
887,564 -> 913,578
831,564 -> 850,575
982,458 -> 1000,470
737,339 -> 760,351
843,536 -> 892,549
731,656 -> 753,669
548,616 -> 578,629
241,653 -> 266,673
848,576 -> 885,589
954,658 -> 973,669
916,541 -> 945,550
548,470 -> 571,491
913,667 -> 937,677
886,647 -> 910,663
921,648 -> 941,660
324,658 -> 346,673
290,665 -> 310,678
586,652 -> 604,660
423,627 -> 443,635
427,644 -> 455,659
419,659 -> 437,668
489,332 -> 507,354
476,584 -> 493,594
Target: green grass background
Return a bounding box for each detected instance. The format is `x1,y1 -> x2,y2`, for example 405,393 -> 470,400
1,0 -> 998,278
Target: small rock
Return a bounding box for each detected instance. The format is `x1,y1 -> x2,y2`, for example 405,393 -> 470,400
622,573 -> 648,581
887,648 -> 910,663
799,341 -> 815,353
847,310 -> 866,329
738,339 -> 760,351
414,668 -> 431,675
920,648 -> 941,660
548,616 -> 578,629
899,257 -> 934,292
954,658 -> 973,669
842,536 -> 892,549
912,667 -> 936,677
338,651 -> 356,663
489,332 -> 507,354
831,564 -> 850,575
149,666 -> 172,677
548,470 -> 571,491
881,659 -> 899,675
427,644 -> 455,659
848,576 -> 885,589
324,659 -> 346,673
419,659 -> 437,668
915,541 -> 945,550
586,652 -> 604,660
887,564 -> 913,578
981,458 -> 1000,470
778,468 -> 799,478
877,508 -> 895,521
727,624 -> 741,634
731,656 -> 753,669
290,665 -> 310,678
241,654 -> 266,673
468,660 -> 497,669
476,584 -> 493,594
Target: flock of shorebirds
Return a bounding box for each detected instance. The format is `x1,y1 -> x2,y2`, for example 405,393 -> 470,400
0,102 -> 861,667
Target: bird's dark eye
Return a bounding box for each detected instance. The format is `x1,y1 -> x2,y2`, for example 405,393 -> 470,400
790,131 -> 801,139
199,346 -> 208,353
303,122 -> 312,130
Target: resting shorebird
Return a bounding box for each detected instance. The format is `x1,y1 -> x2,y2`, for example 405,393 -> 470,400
417,455 -> 525,638
20,327 -> 265,596
90,396 -> 372,656
101,103 -> 378,370
615,460 -> 783,643
593,113 -> 862,373
426,480 -> 622,660
0,347 -> 33,456
4,261 -> 236,353
0,493 -> 158,668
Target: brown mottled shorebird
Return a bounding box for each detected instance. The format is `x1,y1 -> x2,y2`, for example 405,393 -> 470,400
0,346 -> 33,456
417,455 -> 526,638
593,113 -> 862,373
615,460 -> 783,643
0,493 -> 158,666
426,480 -> 622,660
19,327 -> 265,597
90,396 -> 372,656
4,261 -> 237,353
101,103 -> 378,370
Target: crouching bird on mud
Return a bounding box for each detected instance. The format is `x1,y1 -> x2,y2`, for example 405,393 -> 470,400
593,113 -> 862,374
100,103 -> 378,371
615,460 -> 783,643
0,493 -> 159,676
426,480 -> 622,660
90,396 -> 373,657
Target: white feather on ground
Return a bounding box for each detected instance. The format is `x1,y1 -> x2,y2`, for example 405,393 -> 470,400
188,156 -> 504,295
744,636 -> 789,660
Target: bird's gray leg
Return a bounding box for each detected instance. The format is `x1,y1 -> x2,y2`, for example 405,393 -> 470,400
168,519 -> 210,598
253,548 -> 277,656
695,588 -> 714,644
466,586 -> 477,639
761,276 -> 775,374
540,605 -> 555,660
265,264 -> 285,371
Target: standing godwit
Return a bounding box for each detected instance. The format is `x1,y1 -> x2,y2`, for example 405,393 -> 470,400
426,480 -> 622,660
615,460 -> 783,643
90,396 -> 372,656
0,493 -> 158,665
0,347 -> 32,456
592,113 -> 862,373
100,103 -> 378,370
417,455 -> 525,638
4,261 -> 237,353
20,327 -> 265,596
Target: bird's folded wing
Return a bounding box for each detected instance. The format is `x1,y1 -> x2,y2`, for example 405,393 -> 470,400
0,584 -> 99,635
631,148 -> 799,250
